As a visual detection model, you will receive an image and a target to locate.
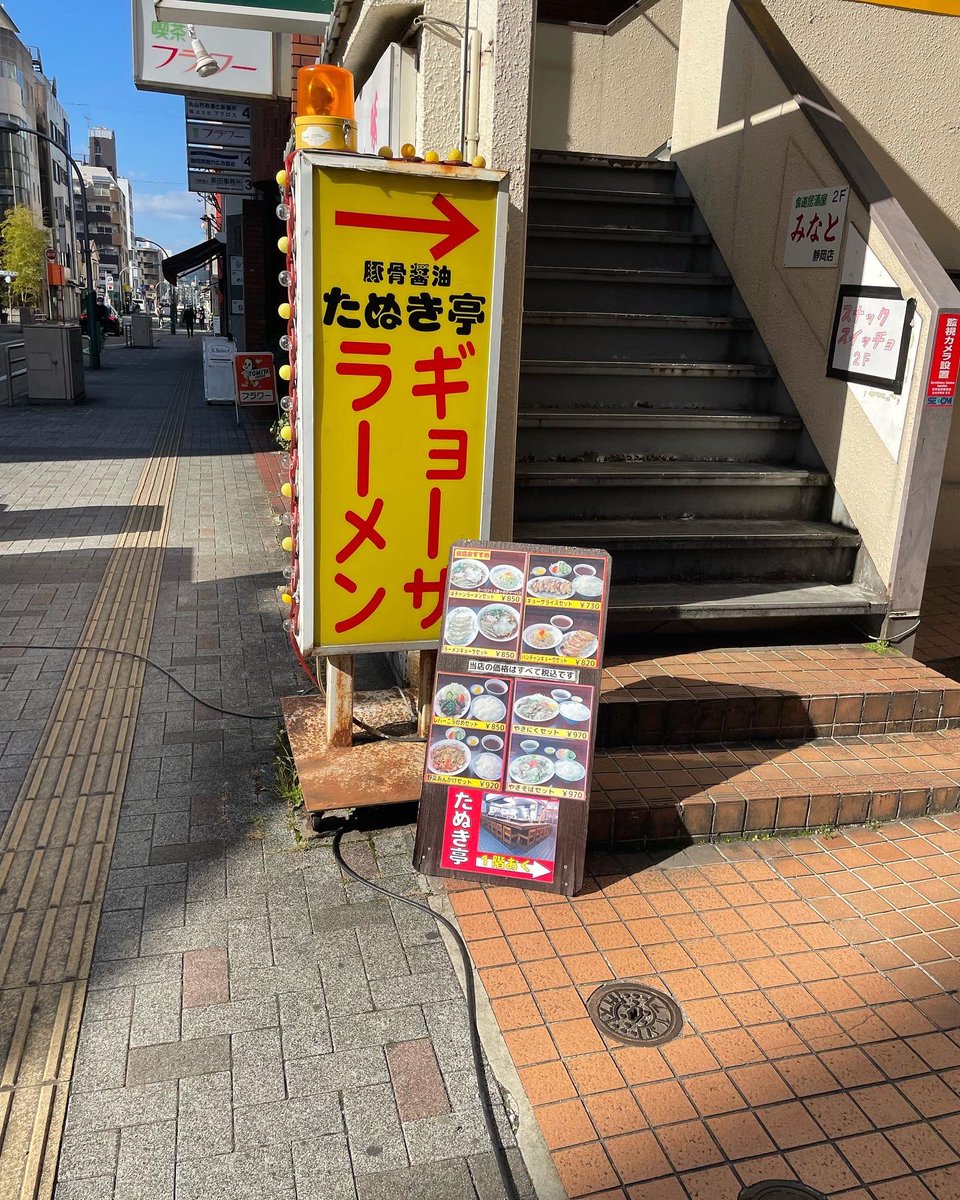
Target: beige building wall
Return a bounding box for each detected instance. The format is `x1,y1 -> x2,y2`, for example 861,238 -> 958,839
764,0 -> 960,271
672,0 -> 955,601
530,0 -> 681,155
760,0 -> 960,552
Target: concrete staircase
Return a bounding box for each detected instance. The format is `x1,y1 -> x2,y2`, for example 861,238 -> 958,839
517,149 -> 887,628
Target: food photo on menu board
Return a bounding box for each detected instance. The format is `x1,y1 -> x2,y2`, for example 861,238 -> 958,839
425,727 -> 507,788
505,728 -> 589,800
443,601 -> 523,659
520,606 -> 602,669
511,681 -> 594,738
524,553 -> 607,607
448,549 -> 527,599
432,673 -> 509,730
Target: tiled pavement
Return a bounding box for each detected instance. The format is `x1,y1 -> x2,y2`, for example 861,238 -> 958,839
0,339 -> 531,1200
6,331 -> 960,1200
449,817 -> 960,1199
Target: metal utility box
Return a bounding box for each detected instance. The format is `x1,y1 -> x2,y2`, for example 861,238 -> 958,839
130,313 -> 154,348
25,325 -> 84,403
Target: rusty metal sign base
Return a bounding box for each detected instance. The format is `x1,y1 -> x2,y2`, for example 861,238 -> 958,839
281,694 -> 425,813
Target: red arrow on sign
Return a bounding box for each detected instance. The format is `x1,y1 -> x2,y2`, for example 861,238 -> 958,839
334,193 -> 479,260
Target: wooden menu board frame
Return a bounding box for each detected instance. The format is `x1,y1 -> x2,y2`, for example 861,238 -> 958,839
413,539 -> 611,896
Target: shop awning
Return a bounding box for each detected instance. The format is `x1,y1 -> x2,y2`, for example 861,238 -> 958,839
162,237 -> 224,284
844,1 -> 960,13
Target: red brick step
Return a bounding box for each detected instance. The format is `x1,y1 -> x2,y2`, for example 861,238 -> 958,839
598,644 -> 960,746
588,729 -> 960,847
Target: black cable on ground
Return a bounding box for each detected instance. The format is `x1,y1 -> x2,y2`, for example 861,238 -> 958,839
331,825 -> 522,1200
0,642 -> 279,721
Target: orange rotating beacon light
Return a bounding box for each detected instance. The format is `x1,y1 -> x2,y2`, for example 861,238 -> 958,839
295,63 -> 357,152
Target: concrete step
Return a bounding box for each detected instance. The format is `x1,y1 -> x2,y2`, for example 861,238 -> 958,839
514,460 -> 831,521
528,186 -> 694,231
519,359 -> 780,413
596,643 -> 950,748
588,728 -> 960,847
530,149 -> 678,193
524,267 -> 734,317
512,518 -> 860,583
521,311 -> 758,362
605,580 -> 886,626
526,226 -> 713,271
516,408 -> 802,463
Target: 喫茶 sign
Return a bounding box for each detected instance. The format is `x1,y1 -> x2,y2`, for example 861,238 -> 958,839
290,152 -> 509,657
784,185 -> 849,268
413,540 -> 611,896
827,285 -> 915,392
155,0 -> 332,33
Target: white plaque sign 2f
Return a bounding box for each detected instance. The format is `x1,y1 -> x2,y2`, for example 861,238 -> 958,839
784,186 -> 849,269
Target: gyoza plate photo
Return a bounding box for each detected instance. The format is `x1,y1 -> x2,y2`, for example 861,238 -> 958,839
444,606 -> 479,646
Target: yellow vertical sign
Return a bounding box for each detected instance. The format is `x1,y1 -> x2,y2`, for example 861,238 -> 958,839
305,158 -> 506,654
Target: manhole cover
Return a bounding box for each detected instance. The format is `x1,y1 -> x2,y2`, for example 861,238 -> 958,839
740,1184 -> 827,1200
586,980 -> 683,1046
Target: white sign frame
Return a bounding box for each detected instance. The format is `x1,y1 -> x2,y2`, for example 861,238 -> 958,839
188,171 -> 256,195
185,97 -> 251,123
827,284 -> 915,394
155,0 -> 330,33
187,147 -> 251,173
784,185 -> 849,269
186,121 -> 252,148
132,0 -> 279,99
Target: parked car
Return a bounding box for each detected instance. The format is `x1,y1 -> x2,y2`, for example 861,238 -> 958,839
80,302 -> 123,338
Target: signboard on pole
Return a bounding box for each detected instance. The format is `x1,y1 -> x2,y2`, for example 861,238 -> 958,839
44,247 -> 57,263
188,170 -> 255,195
783,185 -> 849,268
132,0 -> 278,98
413,539 -> 611,896
234,351 -> 278,406
155,0 -> 332,33
827,285 -> 914,392
186,120 -> 252,148
185,97 -> 251,123
289,152 -> 509,657
187,147 -> 252,173
926,312 -> 960,406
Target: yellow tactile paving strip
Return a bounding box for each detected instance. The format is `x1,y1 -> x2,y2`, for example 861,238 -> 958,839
0,364 -> 190,1200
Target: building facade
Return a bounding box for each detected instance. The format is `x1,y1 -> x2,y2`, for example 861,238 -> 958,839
75,129 -> 137,310
0,8 -> 79,316
135,239 -> 163,311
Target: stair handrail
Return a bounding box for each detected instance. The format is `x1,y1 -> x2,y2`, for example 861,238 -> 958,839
731,0 -> 959,314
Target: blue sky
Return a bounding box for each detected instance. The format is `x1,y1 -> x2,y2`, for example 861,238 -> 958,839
8,0 -> 207,253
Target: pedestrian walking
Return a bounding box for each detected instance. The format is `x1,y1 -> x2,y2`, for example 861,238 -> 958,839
182,305 -> 196,338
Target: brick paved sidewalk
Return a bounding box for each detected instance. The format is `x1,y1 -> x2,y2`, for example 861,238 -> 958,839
449,817 -> 960,1200
0,339 -> 533,1200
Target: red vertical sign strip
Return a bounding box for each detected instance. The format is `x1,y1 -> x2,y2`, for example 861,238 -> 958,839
927,313 -> 960,406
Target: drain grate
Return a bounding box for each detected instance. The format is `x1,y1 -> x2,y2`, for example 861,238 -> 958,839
740,1184 -> 827,1200
586,980 -> 683,1046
